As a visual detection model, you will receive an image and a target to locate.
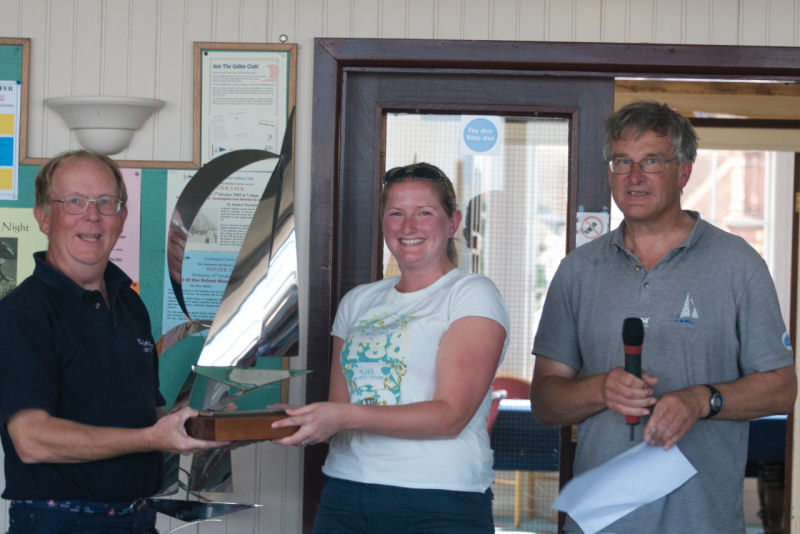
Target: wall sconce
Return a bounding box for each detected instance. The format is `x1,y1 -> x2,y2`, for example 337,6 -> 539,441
45,96 -> 165,155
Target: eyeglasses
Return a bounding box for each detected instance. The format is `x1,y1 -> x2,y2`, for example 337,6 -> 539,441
608,157 -> 676,174
382,163 -> 448,186
50,194 -> 124,215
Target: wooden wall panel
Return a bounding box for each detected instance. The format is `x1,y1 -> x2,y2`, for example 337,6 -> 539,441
19,0 -> 47,159
575,1 -> 602,42
409,0 -> 436,39
685,0 -> 712,44
154,0 -> 189,162
256,444 -> 304,533
73,1 -> 102,94
547,0 -> 575,40
491,1 -> 519,41
241,0 -> 269,42
654,0 -> 684,43
128,0 -> 160,158
0,0 -> 21,36
180,1 -> 214,165
435,0 -> 462,39
742,0 -> 769,45
45,1 -> 78,152
710,0 -> 740,44
767,0 -> 798,45
352,0 -> 380,38
297,0 -> 323,43
462,0 -> 490,40
380,1 -> 406,38
227,445 -> 261,533
186,0 -> 215,39
324,0 -> 352,38
628,0 -> 656,43
214,0 -> 243,42
602,0 -> 629,42
103,0 -> 132,96
272,0 -> 299,44
517,0 -> 546,41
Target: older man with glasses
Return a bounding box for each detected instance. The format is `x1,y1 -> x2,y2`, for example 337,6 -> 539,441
0,150 -> 228,533
531,101 -> 796,534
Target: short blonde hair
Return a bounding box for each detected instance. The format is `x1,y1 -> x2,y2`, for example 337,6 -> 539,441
34,150 -> 127,208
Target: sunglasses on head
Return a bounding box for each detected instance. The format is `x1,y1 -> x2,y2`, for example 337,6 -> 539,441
382,163 -> 448,186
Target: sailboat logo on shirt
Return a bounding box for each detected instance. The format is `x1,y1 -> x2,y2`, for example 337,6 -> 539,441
673,293 -> 699,325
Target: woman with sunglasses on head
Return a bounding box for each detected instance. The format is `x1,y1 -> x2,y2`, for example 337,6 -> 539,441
273,162 -> 509,533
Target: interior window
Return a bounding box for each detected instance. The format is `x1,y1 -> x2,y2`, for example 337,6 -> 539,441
610,148 -> 793,324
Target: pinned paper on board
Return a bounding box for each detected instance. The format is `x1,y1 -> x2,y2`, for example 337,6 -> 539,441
0,80 -> 20,201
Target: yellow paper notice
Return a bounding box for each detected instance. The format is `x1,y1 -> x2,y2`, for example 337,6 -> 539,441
0,114 -> 13,135
0,168 -> 11,189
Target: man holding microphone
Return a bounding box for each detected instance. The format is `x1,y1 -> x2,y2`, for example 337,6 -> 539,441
531,101 -> 796,533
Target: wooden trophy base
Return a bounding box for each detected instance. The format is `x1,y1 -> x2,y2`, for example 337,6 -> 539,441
185,411 -> 298,441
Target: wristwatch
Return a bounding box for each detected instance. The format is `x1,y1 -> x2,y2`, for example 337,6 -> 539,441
703,384 -> 724,418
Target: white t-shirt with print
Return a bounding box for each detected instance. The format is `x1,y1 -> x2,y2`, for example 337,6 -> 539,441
324,268 -> 510,492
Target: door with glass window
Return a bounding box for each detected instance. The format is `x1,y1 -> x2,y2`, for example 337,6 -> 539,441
311,68 -> 614,531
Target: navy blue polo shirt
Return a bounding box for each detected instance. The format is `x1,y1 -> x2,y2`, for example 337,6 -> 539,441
0,252 -> 165,502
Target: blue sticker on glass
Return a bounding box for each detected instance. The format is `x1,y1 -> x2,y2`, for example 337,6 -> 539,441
463,118 -> 498,153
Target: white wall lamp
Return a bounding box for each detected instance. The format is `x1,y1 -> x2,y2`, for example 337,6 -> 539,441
45,96 -> 165,155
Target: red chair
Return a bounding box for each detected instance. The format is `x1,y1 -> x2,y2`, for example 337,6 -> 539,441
488,376 -> 531,431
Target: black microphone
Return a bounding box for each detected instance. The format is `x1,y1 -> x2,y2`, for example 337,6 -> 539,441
622,317 -> 644,440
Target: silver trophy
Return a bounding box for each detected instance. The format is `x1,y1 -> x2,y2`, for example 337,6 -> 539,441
152,110 -> 304,524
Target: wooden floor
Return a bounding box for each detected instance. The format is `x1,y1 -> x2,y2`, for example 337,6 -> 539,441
492,470 -> 559,533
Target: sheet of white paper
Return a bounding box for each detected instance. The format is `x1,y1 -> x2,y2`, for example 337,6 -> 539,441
552,441 -> 697,534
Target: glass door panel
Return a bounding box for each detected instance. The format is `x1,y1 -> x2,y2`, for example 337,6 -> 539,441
385,112 -> 569,532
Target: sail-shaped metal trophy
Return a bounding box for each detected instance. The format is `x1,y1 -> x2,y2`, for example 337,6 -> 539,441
150,110 -> 305,523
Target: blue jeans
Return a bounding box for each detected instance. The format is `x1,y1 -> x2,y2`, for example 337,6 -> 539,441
8,500 -> 158,533
313,477 -> 494,534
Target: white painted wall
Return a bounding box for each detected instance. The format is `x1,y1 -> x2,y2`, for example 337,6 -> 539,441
1,1 -> 800,532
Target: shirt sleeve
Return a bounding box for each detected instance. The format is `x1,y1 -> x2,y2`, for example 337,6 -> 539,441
0,303 -> 59,425
331,288 -> 356,340
531,260 -> 583,372
737,258 -> 794,374
449,274 -> 510,335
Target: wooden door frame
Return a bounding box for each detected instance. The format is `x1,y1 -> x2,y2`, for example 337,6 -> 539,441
307,38 -> 800,532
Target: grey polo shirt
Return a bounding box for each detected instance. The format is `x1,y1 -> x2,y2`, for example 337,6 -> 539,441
533,211 -> 793,533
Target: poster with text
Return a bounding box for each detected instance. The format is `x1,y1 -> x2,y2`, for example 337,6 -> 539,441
0,208 -> 48,299
112,168 -> 142,291
200,48 -> 291,169
162,169 -> 271,333
0,81 -> 20,200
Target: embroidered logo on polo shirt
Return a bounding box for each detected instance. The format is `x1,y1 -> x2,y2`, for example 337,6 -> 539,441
673,292 -> 699,325
137,338 -> 155,353
783,331 -> 793,351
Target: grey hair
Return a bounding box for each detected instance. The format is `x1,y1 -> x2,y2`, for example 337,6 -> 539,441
603,101 -> 698,164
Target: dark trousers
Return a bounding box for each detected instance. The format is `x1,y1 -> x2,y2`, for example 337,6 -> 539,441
313,476 -> 494,534
8,501 -> 158,534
